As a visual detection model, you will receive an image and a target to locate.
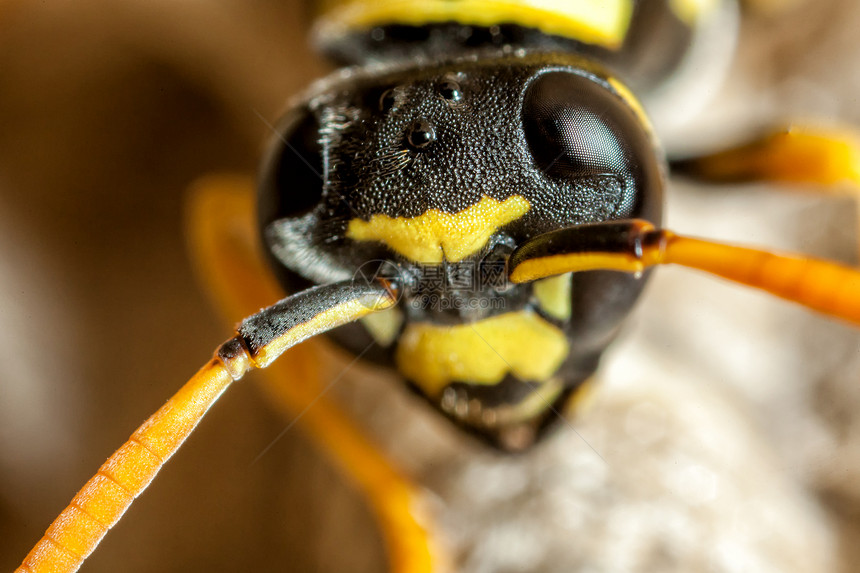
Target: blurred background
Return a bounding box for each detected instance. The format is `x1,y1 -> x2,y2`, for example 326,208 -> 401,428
1,1 -> 860,571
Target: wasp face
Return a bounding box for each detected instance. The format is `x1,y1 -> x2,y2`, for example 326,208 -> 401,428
259,52 -> 665,449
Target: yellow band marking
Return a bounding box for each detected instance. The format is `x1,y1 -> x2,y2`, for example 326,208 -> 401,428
255,295 -> 395,368
395,311 -> 569,397
511,252 -> 644,284
316,0 -> 634,49
347,195 -> 530,263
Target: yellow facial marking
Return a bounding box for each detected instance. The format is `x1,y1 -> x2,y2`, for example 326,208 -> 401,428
487,377 -> 566,427
533,272 -> 572,320
360,307 -> 404,347
395,311 -> 569,398
316,0 -> 634,50
346,195 -> 530,263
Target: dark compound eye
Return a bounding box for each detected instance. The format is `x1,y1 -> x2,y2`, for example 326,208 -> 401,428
258,108 -> 324,222
522,71 -> 652,180
521,70 -> 664,224
407,117 -> 436,149
438,79 -> 462,102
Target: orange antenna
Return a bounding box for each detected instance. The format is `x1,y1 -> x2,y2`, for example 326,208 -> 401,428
16,281 -> 397,573
508,219 -> 860,325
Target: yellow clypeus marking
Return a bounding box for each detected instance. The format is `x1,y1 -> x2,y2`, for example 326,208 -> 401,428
533,272 -> 572,320
315,0 -> 635,50
346,195 -> 530,263
395,311 -> 569,397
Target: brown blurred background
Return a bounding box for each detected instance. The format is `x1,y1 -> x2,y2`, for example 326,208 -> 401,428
1,1 -> 860,571
0,2 -> 379,571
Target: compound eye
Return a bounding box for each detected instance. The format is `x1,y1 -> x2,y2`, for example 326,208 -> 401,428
522,71 -> 641,180
258,107 -> 324,225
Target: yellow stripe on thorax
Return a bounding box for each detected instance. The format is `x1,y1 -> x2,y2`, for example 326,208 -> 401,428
315,0 -> 635,50
346,194 -> 530,263
395,310 -> 569,398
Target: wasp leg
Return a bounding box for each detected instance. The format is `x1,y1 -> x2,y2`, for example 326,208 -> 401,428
509,219 -> 860,326
671,125 -> 860,189
16,221 -> 397,573
672,124 -> 860,279
186,175 -> 446,573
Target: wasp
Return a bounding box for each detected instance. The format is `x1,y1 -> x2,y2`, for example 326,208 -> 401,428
9,0 -> 860,571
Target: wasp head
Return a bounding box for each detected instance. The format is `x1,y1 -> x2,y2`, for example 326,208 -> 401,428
258,51 -> 665,449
